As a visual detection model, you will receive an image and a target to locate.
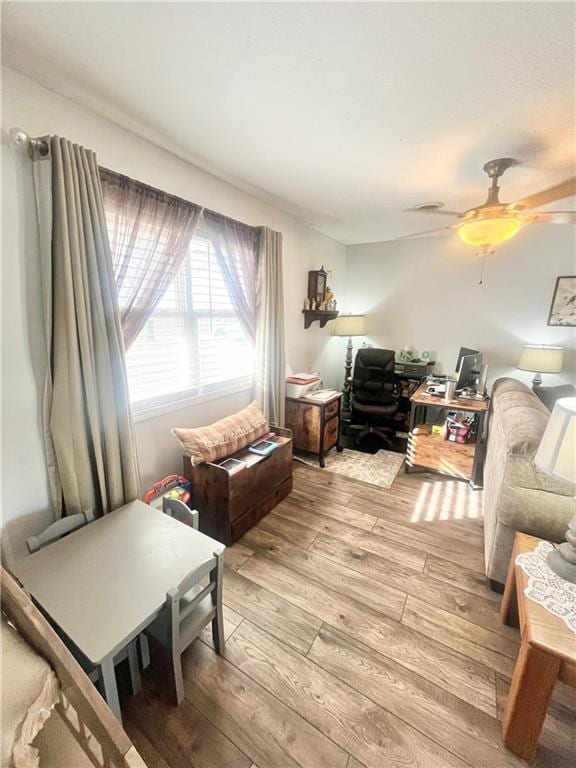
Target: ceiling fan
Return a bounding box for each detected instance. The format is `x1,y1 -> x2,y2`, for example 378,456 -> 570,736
402,158 -> 576,249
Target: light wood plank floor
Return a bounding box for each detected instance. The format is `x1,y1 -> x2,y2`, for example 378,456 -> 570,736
123,464 -> 576,768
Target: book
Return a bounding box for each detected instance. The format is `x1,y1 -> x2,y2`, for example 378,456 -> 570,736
216,457 -> 247,476
248,439 -> 279,457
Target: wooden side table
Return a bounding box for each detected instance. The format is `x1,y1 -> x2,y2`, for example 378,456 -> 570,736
406,382 -> 489,488
500,532 -> 576,761
285,393 -> 343,467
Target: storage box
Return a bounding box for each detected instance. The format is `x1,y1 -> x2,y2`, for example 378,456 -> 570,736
183,426 -> 293,545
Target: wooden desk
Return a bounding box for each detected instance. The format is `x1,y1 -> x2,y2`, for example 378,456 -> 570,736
285,392 -> 342,467
393,361 -> 436,437
500,532 -> 576,761
14,500 -> 225,721
406,382 -> 489,487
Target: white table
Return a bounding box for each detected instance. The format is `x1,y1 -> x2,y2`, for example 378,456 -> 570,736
14,500 -> 225,720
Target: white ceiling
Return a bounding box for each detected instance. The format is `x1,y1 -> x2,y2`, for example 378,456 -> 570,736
2,2 -> 575,244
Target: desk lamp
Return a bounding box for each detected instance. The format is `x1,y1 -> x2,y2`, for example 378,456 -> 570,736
333,314 -> 366,414
517,345 -> 564,388
535,397 -> 576,582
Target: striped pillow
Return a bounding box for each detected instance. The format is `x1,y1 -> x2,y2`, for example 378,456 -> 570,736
172,401 -> 269,466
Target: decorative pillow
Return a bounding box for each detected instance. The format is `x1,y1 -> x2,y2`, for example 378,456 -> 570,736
172,401 -> 269,466
1,618 -> 59,768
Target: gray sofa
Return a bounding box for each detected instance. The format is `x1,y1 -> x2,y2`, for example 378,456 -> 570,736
483,377 -> 575,584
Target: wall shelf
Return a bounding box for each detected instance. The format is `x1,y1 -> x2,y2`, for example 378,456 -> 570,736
302,309 -> 339,329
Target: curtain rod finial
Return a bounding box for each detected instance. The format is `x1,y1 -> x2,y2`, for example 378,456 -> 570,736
10,126 -> 29,146
10,127 -> 49,157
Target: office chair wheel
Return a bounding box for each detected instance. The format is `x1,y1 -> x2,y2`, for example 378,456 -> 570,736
375,431 -> 394,449
354,425 -> 394,449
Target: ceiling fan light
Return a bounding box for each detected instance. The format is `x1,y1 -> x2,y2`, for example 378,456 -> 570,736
459,217 -> 520,247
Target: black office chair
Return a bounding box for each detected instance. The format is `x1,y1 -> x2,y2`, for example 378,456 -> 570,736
349,348 -> 400,447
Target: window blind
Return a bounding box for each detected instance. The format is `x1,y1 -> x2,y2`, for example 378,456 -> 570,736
125,230 -> 254,411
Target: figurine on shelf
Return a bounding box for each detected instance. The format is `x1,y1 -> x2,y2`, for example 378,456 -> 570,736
320,300 -> 327,311
325,286 -> 334,306
332,299 -> 338,310
310,298 -> 317,310
303,297 -> 310,310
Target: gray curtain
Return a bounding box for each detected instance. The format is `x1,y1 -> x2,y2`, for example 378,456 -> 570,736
254,227 -> 286,425
33,137 -> 140,519
100,169 -> 202,350
203,210 -> 258,343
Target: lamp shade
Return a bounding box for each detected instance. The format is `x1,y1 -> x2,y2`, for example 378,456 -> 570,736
517,345 -> 564,374
535,397 -> 576,484
333,314 -> 366,337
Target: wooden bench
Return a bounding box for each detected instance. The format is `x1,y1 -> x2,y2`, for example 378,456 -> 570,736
183,426 -> 293,545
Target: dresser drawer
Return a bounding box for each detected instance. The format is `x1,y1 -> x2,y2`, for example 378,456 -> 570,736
323,416 -> 339,451
324,398 -> 340,421
285,400 -> 321,453
401,364 -> 428,376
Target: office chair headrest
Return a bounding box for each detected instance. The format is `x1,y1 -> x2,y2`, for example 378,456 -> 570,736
356,348 -> 395,368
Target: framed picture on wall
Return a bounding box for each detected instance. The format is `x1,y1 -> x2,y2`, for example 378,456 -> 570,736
547,276 -> 576,327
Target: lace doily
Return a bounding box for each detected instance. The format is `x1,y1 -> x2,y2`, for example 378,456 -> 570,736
516,541 -> 576,634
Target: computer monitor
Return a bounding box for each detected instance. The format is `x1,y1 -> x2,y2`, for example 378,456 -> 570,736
455,347 -> 479,374
456,353 -> 483,392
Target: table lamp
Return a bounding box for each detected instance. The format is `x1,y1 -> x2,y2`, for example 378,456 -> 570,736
517,345 -> 564,388
333,314 -> 366,413
534,397 -> 576,582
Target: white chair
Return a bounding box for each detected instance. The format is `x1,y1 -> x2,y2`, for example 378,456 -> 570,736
162,497 -> 199,529
26,510 -> 95,554
146,550 -> 224,705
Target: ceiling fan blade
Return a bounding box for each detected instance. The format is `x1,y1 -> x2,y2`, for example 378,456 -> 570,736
511,177 -> 576,210
520,211 -> 576,224
394,225 -> 456,241
405,209 -> 463,216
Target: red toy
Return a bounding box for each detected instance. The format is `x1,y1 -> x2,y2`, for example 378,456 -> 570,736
143,474 -> 191,505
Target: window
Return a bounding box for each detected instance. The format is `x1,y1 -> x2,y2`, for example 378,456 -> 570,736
125,230 -> 254,412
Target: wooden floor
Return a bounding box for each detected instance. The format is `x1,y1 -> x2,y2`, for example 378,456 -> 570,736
123,464 -> 576,768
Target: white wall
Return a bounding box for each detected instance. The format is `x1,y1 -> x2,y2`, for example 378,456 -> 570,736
1,66 -> 346,562
344,226 -> 576,388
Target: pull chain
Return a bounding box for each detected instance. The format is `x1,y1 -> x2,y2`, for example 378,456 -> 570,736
476,245 -> 494,285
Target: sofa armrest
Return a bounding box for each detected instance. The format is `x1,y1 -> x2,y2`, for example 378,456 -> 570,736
498,485 -> 575,542
506,454 -> 574,495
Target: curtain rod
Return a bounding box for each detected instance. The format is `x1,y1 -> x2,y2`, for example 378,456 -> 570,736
100,166 -> 257,233
10,127 -> 49,157
12,130 -> 257,233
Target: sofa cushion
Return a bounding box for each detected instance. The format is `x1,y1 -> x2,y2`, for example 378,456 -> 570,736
172,401 -> 269,466
490,377 -> 550,457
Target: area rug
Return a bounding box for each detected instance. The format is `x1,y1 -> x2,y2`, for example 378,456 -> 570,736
295,448 -> 404,489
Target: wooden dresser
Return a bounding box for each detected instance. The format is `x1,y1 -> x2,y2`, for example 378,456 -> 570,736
285,393 -> 342,467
